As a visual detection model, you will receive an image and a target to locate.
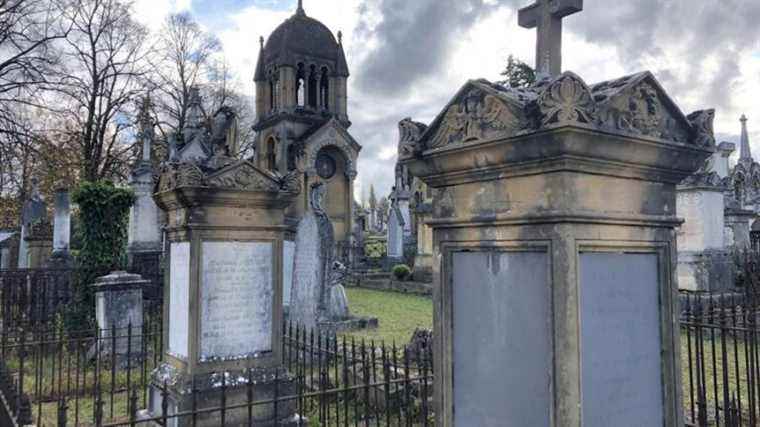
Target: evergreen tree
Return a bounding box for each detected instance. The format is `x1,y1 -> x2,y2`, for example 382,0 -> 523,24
498,55 -> 536,88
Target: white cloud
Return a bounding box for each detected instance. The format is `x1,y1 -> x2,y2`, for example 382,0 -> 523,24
129,0 -> 760,198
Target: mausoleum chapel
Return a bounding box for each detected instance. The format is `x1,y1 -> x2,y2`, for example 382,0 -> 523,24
253,0 -> 360,244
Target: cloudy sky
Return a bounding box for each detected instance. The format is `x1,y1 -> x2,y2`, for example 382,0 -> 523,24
133,0 -> 760,200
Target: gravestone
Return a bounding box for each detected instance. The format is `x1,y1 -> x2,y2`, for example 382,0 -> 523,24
145,131 -> 303,425
48,188 -> 73,267
93,271 -> 153,365
18,178 -> 47,269
386,205 -> 404,263
290,183 -> 377,333
127,97 -> 163,296
677,159 -> 733,291
290,183 -> 332,331
401,15 -> 712,422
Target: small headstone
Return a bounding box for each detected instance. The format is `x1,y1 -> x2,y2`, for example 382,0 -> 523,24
93,271 -> 153,366
387,206 -> 404,260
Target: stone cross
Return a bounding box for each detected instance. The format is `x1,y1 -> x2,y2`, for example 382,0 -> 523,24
518,0 -> 583,77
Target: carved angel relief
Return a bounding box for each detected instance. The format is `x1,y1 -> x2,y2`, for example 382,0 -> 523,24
537,72 -> 596,127
397,118 -> 428,159
429,91 -> 523,149
687,109 -> 716,148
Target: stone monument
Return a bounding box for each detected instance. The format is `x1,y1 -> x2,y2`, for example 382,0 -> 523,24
48,188 -> 73,267
290,182 -> 377,333
127,97 -> 163,293
146,123 -> 303,425
24,217 -> 52,269
677,134 -> 733,291
386,204 -> 404,263
94,271 -> 153,365
17,178 -> 47,269
401,2 -> 713,424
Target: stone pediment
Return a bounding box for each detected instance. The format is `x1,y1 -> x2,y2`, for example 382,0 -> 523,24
157,160 -> 301,195
590,71 -> 696,145
420,80 -> 533,151
404,71 -> 714,160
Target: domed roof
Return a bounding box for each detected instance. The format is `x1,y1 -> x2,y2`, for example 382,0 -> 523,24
254,6 -> 349,81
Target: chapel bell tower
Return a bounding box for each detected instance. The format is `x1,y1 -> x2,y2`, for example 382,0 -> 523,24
253,0 -> 360,245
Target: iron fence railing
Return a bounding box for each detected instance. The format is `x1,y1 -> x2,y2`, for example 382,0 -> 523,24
680,291 -> 760,427
0,318 -> 433,426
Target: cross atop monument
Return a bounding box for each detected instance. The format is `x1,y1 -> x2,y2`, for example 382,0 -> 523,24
518,0 -> 583,77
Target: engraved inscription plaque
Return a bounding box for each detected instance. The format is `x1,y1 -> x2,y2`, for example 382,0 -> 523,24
200,241 -> 273,361
169,242 -> 190,359
580,252 -> 663,426
453,251 -> 551,426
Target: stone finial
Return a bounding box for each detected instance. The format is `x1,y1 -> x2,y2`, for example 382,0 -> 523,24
259,36 -> 264,49
740,114 -> 753,162
338,31 -> 343,45
296,0 -> 305,15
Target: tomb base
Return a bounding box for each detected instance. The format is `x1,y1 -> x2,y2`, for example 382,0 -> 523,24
141,365 -> 303,427
677,249 -> 734,292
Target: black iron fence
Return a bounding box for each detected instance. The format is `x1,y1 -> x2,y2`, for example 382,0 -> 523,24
0,318 -> 433,426
680,291 -> 760,427
0,266 -> 163,332
0,314 -> 164,426
0,268 -> 75,329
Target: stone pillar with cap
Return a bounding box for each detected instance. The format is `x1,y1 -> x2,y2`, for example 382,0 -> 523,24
127,97 -> 163,297
401,70 -> 715,426
93,271 -> 153,364
143,157 -> 303,426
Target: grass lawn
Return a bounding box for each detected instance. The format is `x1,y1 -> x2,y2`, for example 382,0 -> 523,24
344,287 -> 433,345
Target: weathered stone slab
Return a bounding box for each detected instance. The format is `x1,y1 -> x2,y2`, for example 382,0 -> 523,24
290,212 -> 323,330
200,241 -> 273,361
169,242 -> 190,359
580,252 -> 663,426
452,251 -> 550,426
283,240 -> 295,309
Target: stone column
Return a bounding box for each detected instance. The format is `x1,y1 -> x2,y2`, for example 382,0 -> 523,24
145,161 -> 302,426
93,271 -> 153,365
48,189 -> 73,267
402,72 -> 713,427
127,106 -> 163,297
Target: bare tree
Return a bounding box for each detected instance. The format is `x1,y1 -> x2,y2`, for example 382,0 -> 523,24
0,0 -> 71,135
56,0 -> 150,181
149,12 -> 220,140
205,57 -> 256,157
